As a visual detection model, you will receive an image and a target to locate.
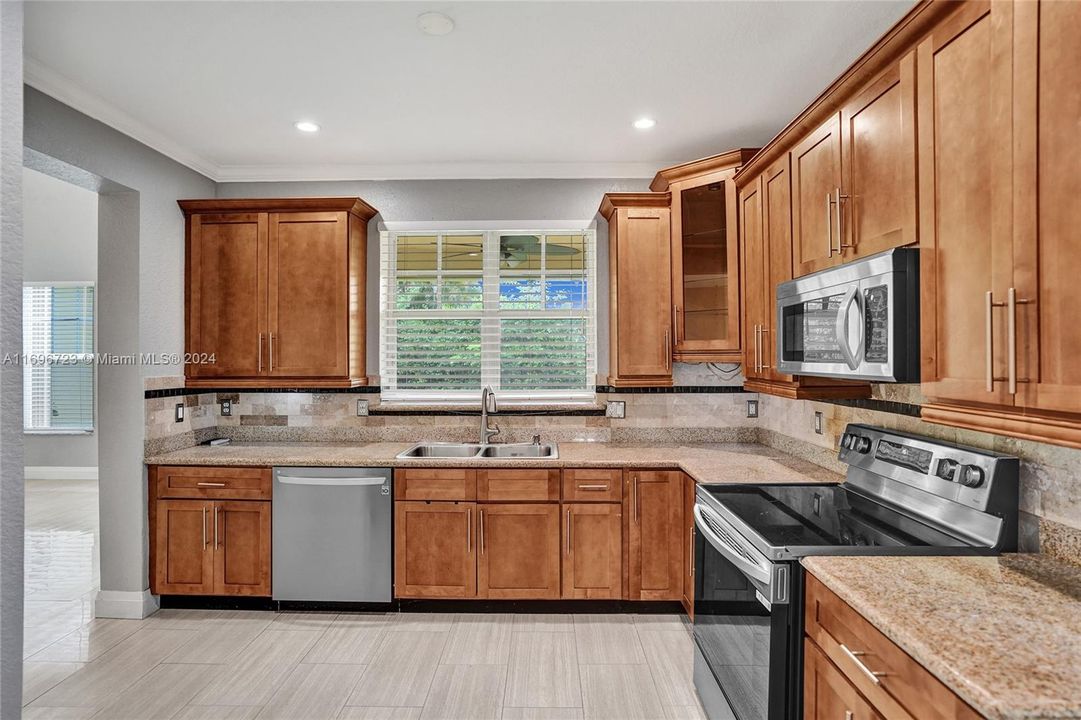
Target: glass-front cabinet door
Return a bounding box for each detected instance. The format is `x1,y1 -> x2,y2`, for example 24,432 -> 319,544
671,175 -> 740,360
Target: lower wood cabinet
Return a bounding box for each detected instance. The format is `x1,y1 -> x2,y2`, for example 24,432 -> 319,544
625,470 -> 684,601
394,501 -> 477,599
478,503 -> 561,599
804,639 -> 883,720
562,502 -> 623,599
681,473 -> 695,617
149,466 -> 272,597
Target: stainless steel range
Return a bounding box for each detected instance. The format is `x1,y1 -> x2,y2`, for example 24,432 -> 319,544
691,424 -> 1019,720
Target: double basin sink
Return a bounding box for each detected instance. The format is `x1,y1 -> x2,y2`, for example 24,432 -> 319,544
396,441 -> 559,460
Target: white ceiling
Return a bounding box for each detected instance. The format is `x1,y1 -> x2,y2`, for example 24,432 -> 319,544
25,1 -> 913,182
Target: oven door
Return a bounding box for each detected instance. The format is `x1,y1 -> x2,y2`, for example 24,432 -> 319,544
692,503 -> 799,720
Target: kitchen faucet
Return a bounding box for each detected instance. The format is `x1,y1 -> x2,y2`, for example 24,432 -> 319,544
480,386 -> 500,444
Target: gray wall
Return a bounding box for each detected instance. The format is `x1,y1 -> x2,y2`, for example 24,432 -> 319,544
24,87 -> 215,601
1,2 -> 25,713
216,178 -> 649,377
23,166 -> 98,468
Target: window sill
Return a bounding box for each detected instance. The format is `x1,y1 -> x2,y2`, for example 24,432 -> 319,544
370,401 -> 604,416
24,429 -> 95,436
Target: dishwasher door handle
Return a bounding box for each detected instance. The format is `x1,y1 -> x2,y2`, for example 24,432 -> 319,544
277,476 -> 388,487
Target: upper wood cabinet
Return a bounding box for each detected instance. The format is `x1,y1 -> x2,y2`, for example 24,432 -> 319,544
791,113 -> 844,277
625,470 -> 683,601
921,0 -> 1081,448
600,194 -> 674,387
180,197 -> 377,388
651,149 -> 757,362
739,174 -> 767,383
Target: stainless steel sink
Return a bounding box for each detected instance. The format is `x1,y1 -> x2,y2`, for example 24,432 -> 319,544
396,441 -> 558,460
480,443 -> 558,458
396,443 -> 483,458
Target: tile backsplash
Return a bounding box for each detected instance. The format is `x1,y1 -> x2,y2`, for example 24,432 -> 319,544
145,377 -> 1081,562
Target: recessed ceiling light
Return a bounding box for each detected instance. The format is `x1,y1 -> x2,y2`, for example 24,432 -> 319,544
417,12 -> 455,36
294,120 -> 320,133
633,117 -> 657,130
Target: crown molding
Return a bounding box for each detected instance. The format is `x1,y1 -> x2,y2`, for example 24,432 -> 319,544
25,58 -> 667,183
25,56 -> 222,180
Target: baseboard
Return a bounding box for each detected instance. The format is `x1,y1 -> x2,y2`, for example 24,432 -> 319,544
25,466 -> 99,481
94,589 -> 160,619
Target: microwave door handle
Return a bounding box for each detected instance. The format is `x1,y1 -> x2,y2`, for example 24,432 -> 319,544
693,504 -> 772,586
834,285 -> 862,371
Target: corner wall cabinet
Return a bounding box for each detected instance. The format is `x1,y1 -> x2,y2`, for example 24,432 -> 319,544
149,465 -> 272,597
180,197 -> 377,388
599,194 -> 674,387
651,149 -> 757,363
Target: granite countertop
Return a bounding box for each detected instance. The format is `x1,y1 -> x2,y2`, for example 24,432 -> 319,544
802,555 -> 1081,720
144,441 -> 844,486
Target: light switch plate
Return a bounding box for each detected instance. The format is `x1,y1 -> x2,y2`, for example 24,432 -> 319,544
814,411 -> 823,434
220,400 -> 231,417
175,403 -> 185,423
357,399 -> 369,417
746,399 -> 758,418
605,401 -> 626,419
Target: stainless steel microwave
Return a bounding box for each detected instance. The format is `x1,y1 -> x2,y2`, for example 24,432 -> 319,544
776,248 -> 919,382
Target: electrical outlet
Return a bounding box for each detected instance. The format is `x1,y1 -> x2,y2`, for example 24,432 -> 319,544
357,399 -> 369,417
175,403 -> 185,423
814,411 -> 823,434
746,399 -> 758,418
605,401 -> 626,419
220,399 -> 231,416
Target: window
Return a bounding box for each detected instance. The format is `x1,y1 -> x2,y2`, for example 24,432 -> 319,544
380,229 -> 596,403
23,283 -> 95,432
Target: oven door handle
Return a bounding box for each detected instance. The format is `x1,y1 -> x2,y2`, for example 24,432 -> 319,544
834,285 -> 863,371
693,504 -> 772,586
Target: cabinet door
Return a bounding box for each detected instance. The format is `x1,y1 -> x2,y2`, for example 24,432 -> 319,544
1014,0 -> 1081,414
154,500 -> 214,595
267,211 -> 350,378
791,113 -> 843,277
394,501 -> 476,598
478,504 -> 560,599
739,176 -> 766,380
681,475 -> 695,618
918,1 -> 1014,406
626,470 -> 683,601
187,213 -> 267,378
804,640 -> 883,720
762,155 -> 794,382
614,208 -> 673,379
213,501 -> 271,596
671,175 -> 740,358
563,503 -> 622,600
839,53 -> 917,260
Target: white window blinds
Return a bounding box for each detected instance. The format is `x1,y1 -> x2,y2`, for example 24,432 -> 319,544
23,284 -> 95,432
380,229 -> 597,403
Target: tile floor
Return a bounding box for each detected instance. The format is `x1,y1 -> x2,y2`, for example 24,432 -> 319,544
23,479 -> 706,720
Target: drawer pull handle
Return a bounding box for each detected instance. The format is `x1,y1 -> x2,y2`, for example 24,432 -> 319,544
839,644 -> 886,685
197,482 -> 227,487
577,484 -> 609,491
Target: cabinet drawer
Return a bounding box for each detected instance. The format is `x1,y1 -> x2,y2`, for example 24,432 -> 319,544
562,469 -> 623,502
154,466 -> 271,500
805,573 -> 980,720
477,469 -> 560,502
395,468 -> 477,501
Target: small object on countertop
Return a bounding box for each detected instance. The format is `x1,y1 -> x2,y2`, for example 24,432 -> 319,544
203,438 -> 231,446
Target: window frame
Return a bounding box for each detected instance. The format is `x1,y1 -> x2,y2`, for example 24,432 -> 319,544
22,281 -> 96,435
379,226 -> 597,405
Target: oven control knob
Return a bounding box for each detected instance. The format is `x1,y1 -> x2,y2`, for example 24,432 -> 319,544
936,459 -> 959,481
955,464 -> 984,488
853,436 -> 872,454
841,433 -> 854,450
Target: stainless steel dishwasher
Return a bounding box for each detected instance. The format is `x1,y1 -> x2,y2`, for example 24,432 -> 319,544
272,467 -> 392,603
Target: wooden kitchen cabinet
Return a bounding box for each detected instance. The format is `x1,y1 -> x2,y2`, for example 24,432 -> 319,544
180,198 -> 377,388
791,113 -> 843,277
478,503 -> 560,599
804,640 -> 883,720
651,149 -> 757,362
625,470 -> 683,601
394,501 -> 477,599
599,194 -> 674,387
562,502 -> 623,600
740,173 -> 767,383
149,466 -> 272,597
681,473 -> 695,618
